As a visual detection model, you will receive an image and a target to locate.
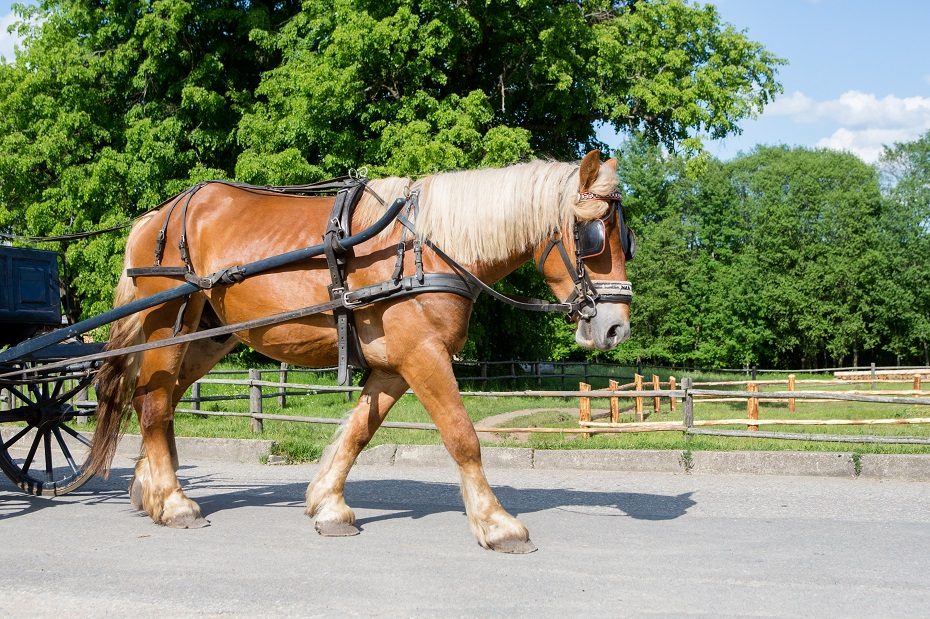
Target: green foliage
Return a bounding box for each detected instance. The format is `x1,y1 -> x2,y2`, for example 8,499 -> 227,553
614,140 -> 901,368
1,0 -> 782,360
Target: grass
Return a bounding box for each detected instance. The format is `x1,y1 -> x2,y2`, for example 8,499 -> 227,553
6,363 -> 930,463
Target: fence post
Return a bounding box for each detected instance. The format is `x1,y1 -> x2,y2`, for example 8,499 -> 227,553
249,368 -> 263,433
870,362 -> 876,390
751,365 -> 757,381
481,362 -> 488,385
191,381 -> 203,417
609,379 -> 619,423
560,363 -> 565,390
652,374 -> 661,415
75,384 -> 89,424
511,360 -> 516,387
914,374 -> 921,398
788,374 -> 796,413
668,376 -> 677,413
583,361 -> 590,385
682,377 -> 693,430
579,382 -> 591,439
634,373 -> 644,422
536,361 -> 542,386
278,362 -> 288,408
747,382 -> 759,432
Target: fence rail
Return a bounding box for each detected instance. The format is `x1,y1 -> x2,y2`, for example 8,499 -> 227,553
6,361 -> 930,447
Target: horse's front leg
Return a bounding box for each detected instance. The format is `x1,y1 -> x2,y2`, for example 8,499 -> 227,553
401,346 -> 536,554
306,370 -> 409,536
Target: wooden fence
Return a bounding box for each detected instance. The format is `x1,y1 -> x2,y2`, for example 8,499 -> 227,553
9,362 -> 928,446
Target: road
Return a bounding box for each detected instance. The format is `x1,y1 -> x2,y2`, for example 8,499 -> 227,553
1,459 -> 928,617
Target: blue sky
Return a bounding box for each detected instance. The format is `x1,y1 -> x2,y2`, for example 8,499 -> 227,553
3,0 -> 929,162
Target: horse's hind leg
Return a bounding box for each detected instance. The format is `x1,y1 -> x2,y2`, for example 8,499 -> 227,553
400,345 -> 535,553
306,369 -> 409,536
130,331 -> 238,512
130,296 -> 210,528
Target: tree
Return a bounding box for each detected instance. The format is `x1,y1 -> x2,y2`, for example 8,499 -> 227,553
876,132 -> 930,364
0,0 -> 302,318
0,0 -> 783,360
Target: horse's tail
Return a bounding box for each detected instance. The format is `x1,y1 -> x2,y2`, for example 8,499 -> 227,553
86,270 -> 144,478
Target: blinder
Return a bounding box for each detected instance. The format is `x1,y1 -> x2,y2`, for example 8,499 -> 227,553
575,201 -> 636,263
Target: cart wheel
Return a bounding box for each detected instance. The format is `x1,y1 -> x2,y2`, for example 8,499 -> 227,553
0,362 -> 96,496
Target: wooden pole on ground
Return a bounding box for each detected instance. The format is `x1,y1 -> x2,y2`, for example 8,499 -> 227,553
609,379 -> 620,423
579,382 -> 591,439
249,368 -> 263,433
788,374 -> 796,413
652,374 -> 661,415
747,382 -> 759,432
668,376 -> 677,413
634,373 -> 644,422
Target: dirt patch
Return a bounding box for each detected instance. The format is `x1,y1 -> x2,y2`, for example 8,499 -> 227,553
476,407 -> 612,443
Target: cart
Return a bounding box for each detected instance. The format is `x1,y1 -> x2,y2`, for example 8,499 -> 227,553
0,246 -> 102,495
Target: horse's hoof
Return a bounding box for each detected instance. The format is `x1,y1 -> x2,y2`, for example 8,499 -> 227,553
128,476 -> 144,512
491,538 -> 537,554
315,521 -> 360,537
164,514 -> 211,529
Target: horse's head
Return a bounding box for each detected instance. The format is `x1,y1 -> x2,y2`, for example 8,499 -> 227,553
535,150 -> 634,351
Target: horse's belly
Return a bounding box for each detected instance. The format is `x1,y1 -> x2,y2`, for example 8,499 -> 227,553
237,319 -> 339,367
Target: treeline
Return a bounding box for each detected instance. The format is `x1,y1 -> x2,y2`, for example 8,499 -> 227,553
6,1 -> 929,369
609,137 -> 930,369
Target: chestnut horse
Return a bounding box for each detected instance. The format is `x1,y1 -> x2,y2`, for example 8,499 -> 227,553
87,150 -> 632,553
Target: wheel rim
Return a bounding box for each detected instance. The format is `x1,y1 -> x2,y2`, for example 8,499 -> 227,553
0,361 -> 96,496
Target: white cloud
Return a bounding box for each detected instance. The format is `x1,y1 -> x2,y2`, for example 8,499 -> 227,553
765,90 -> 930,162
1,12 -> 22,63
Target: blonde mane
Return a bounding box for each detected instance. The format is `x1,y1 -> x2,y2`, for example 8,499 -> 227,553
358,159 -> 617,264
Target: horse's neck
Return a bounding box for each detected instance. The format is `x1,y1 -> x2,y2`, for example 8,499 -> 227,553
466,247 -> 536,285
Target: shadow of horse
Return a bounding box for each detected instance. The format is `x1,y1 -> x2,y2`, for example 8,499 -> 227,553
2,466 -> 696,527
186,471 -> 696,527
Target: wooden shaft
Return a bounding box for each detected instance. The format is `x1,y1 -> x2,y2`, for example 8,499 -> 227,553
609,379 -> 620,423
788,374 -> 796,413
747,382 -> 759,431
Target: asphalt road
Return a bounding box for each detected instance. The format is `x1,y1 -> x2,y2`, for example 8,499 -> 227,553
1,460 -> 928,617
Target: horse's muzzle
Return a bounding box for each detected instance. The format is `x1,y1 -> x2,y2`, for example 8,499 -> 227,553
574,305 -> 630,351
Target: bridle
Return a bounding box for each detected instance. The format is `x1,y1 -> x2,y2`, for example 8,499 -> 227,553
536,191 -> 634,320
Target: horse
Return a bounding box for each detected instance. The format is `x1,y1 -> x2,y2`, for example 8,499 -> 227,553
87,149 -> 633,553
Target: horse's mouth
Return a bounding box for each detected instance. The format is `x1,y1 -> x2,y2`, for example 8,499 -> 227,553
575,316 -> 630,351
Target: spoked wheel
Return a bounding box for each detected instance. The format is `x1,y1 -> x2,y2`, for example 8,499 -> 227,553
0,360 -> 97,496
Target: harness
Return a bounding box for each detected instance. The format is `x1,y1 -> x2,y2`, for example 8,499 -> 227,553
125,176 -> 635,386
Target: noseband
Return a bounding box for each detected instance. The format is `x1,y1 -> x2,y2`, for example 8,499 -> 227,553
536,192 -> 634,320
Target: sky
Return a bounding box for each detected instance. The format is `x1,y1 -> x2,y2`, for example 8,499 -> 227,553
2,0 -> 929,163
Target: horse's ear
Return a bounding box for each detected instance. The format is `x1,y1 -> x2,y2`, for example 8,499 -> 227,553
604,157 -> 618,173
579,149 -> 602,191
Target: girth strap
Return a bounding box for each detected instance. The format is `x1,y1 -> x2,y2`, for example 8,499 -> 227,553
323,180 -> 369,385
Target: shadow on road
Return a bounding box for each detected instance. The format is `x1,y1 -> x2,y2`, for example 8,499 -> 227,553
2,466 -> 696,527
187,473 -> 695,526
0,468 -> 133,521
